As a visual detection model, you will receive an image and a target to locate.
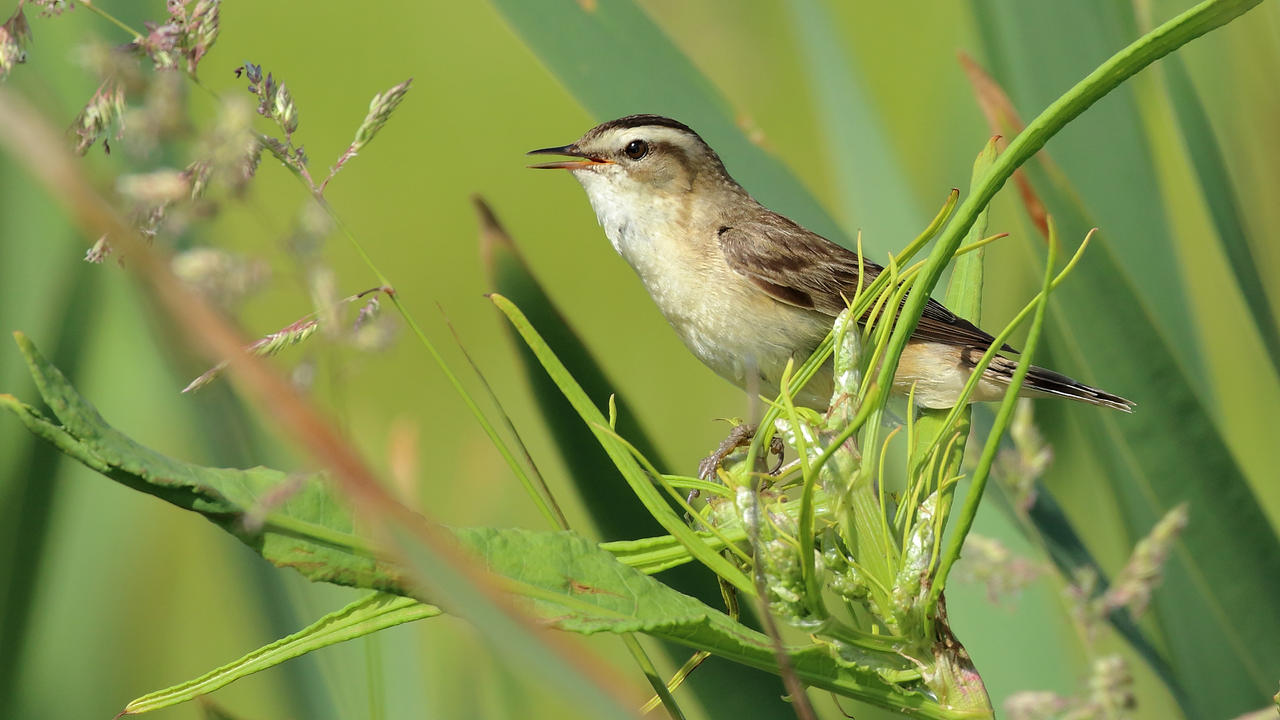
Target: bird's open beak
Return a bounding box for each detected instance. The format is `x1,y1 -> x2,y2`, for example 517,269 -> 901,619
526,144 -> 613,170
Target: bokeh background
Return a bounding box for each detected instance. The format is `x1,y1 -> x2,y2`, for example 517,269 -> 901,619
2,1 -> 1278,718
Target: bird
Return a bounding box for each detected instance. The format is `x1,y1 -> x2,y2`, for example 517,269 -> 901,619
528,114 -> 1132,415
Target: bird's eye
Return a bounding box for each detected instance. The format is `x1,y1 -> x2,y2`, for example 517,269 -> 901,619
623,139 -> 649,160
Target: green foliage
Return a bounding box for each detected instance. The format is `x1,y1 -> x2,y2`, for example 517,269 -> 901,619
2,332 -> 955,717
2,0 -> 1277,718
124,593 -> 442,715
961,23 -> 1280,710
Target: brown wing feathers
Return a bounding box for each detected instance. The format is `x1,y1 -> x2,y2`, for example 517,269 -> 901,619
717,212 -> 1016,353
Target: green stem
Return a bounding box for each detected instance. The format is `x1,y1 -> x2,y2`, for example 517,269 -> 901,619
926,220 -> 1059,623
744,190 -> 958,473
79,1 -> 143,39
867,0 -> 1265,434
621,634 -> 688,720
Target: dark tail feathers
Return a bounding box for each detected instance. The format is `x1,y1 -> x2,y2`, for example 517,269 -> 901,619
991,356 -> 1134,412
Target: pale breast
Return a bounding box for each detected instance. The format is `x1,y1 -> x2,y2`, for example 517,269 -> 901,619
615,220 -> 832,405
574,170 -> 832,407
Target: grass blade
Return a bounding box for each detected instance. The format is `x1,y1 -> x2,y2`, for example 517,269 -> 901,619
961,49 -> 1280,716
1159,52 -> 1280,378
123,594 -> 441,715
968,0 -> 1206,380
477,198 -> 670,543
490,294 -> 755,595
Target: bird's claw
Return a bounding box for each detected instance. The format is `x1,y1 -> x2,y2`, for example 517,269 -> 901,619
697,423 -> 786,481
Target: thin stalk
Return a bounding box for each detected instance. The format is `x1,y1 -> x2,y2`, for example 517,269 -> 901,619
365,633 -> 385,720
640,652 -> 710,715
926,219 -> 1061,624
915,231 -> 1095,462
435,302 -> 568,530
78,1 -> 143,38
309,177 -> 560,532
620,634 -> 688,720
865,0 -> 1267,441
782,360 -> 826,615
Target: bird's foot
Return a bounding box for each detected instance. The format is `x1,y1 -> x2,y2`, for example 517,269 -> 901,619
696,423 -> 785,483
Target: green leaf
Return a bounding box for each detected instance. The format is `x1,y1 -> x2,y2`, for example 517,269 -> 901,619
3,332 -> 407,593
1158,52 -> 1280,379
418,526 -> 956,717
1018,155 -> 1280,717
5,333 -> 964,717
489,295 -> 757,596
123,593 -> 441,715
477,198 -> 674,544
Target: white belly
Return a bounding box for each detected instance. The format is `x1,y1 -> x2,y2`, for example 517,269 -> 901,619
573,170 -> 837,408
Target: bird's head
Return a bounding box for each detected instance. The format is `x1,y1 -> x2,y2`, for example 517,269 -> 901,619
528,114 -> 730,202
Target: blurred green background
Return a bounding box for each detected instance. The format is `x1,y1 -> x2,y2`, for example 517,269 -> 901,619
2,1 -> 1278,718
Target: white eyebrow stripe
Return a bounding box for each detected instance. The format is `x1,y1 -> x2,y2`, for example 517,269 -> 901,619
599,125 -> 703,152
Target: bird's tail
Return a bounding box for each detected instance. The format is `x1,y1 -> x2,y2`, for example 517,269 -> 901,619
990,356 -> 1135,412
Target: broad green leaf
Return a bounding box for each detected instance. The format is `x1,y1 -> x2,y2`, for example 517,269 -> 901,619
124,593 -> 441,715
0,328 -> 732,580
3,332 -> 406,593
404,527 -> 953,717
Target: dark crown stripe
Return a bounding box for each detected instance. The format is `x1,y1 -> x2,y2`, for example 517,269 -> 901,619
590,114 -> 701,138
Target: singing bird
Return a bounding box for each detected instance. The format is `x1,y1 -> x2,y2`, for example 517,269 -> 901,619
529,114 -> 1132,414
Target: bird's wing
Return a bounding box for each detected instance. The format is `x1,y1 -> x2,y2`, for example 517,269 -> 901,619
717,211 -> 1013,351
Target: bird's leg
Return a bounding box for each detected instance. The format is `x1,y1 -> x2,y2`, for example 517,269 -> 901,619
696,423 -> 786,483
766,435 -> 786,475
